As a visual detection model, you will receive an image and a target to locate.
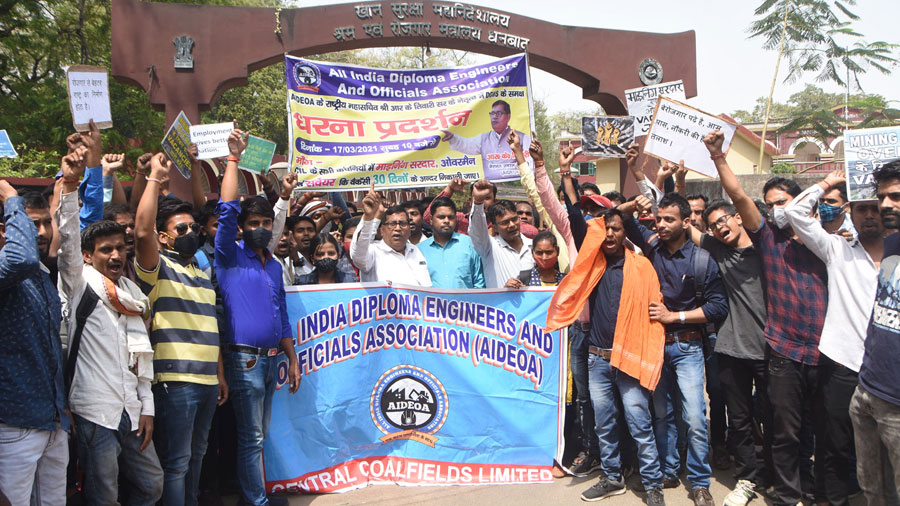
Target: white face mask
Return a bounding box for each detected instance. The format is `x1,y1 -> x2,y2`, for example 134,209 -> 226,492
771,206 -> 790,230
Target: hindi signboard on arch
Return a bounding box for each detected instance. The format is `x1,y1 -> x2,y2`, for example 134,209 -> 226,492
284,54 -> 533,190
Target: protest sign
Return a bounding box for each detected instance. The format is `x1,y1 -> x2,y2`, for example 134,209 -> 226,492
581,116 -> 635,158
845,126 -> 900,201
161,111 -> 193,179
284,54 -> 534,190
189,123 -> 233,160
264,283 -> 565,494
644,97 -> 737,178
0,130 -> 17,158
238,135 -> 278,175
624,80 -> 686,136
66,65 -> 113,132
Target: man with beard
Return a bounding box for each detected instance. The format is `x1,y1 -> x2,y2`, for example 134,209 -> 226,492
685,194 -> 709,233
288,216 -> 317,280
350,182 -> 432,286
134,153 -> 228,506
469,179 -> 534,289
402,200 -> 428,245
850,160 -> 900,505
104,203 -> 137,282
704,130 -> 828,506
417,197 -> 484,288
687,200 -> 771,506
623,191 -> 728,506
57,149 -> 163,505
0,178 -> 68,506
784,169 -> 887,505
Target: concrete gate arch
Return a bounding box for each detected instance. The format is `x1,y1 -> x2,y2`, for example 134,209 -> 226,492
111,0 -> 697,196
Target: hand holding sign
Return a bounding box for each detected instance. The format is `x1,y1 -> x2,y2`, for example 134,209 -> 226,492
81,119 -> 102,168
191,123 -> 238,160
645,98 -> 736,178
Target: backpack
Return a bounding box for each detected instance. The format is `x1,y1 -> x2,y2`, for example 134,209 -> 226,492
64,285 -> 99,395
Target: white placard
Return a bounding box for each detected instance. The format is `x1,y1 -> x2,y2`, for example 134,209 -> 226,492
624,80 -> 686,136
644,97 -> 737,178
189,123 -> 234,160
66,65 -> 113,132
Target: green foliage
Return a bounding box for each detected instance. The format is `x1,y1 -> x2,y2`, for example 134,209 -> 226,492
0,145 -> 64,178
771,161 -> 796,173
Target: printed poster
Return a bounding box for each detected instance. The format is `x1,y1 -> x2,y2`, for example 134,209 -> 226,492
845,126 -> 900,201
161,111 -> 193,179
581,116 -> 635,158
624,80 -> 686,136
264,283 -> 566,493
284,54 -> 534,190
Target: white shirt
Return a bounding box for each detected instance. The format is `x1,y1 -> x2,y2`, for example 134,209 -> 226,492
469,203 -> 534,288
350,218 -> 432,286
785,184 -> 877,371
57,191 -> 153,431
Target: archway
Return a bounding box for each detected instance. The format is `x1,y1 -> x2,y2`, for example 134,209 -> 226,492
111,0 -> 697,197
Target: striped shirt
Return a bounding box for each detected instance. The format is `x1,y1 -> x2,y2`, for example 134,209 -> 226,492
136,249 -> 219,384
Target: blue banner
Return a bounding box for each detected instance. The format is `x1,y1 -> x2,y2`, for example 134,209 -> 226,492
0,130 -> 18,158
264,283 -> 565,493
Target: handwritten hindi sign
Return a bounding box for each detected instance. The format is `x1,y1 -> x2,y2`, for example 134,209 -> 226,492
66,65 -> 113,132
239,135 -> 278,176
190,123 -> 234,160
625,80 -> 686,136
644,97 -> 737,178
0,130 -> 18,158
581,116 -> 635,158
161,111 -> 193,179
845,126 -> 900,201
284,54 -> 534,190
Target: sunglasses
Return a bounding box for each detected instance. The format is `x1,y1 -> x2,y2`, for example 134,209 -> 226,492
173,222 -> 201,236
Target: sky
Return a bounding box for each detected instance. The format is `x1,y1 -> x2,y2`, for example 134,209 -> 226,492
301,0 -> 899,117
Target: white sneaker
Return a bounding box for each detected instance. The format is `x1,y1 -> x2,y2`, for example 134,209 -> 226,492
723,480 -> 757,506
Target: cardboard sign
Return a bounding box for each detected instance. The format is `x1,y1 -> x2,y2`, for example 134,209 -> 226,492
644,97 -> 737,178
624,80 -> 686,136
0,130 -> 18,158
161,111 -> 193,179
845,126 -> 900,201
581,116 -> 635,158
66,65 -> 113,132
239,135 -> 277,175
189,122 -> 234,160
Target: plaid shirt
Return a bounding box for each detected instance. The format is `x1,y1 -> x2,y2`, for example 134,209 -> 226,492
749,221 -> 828,365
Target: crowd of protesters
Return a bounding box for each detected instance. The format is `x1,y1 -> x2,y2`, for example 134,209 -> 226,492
1,118 -> 900,506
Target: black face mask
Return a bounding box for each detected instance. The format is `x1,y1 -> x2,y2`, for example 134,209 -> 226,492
172,231 -> 201,258
244,227 -> 272,250
314,257 -> 338,274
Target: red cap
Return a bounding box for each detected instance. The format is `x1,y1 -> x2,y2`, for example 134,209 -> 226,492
579,194 -> 614,211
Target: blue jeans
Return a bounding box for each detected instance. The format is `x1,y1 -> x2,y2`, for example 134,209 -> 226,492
587,353 -> 663,489
74,411 -> 163,506
570,325 -> 600,455
154,381 -> 218,506
652,339 -> 711,489
225,351 -> 279,506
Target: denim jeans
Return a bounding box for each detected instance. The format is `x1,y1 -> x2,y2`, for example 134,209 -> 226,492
154,381 -> 218,506
225,350 -> 279,506
849,385 -> 900,506
0,423 -> 67,506
587,353 -> 662,489
703,335 -> 727,448
652,339 -> 711,489
570,325 -> 599,455
74,411 -> 164,506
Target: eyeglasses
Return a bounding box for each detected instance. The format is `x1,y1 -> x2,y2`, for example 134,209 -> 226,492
174,222 -> 201,236
488,111 -> 508,118
383,220 -> 410,229
711,214 -> 733,229
496,215 -> 520,227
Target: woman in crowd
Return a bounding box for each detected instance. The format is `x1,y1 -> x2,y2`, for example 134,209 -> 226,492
296,232 -> 355,285
506,230 -> 565,288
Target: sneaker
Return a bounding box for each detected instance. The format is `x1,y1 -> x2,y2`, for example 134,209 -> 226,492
646,487 -> 666,506
690,487 -> 714,506
569,451 -> 603,477
724,480 -> 757,506
581,476 -> 626,502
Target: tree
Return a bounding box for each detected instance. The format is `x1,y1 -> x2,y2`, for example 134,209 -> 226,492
731,84 -> 889,123
748,0 -> 898,172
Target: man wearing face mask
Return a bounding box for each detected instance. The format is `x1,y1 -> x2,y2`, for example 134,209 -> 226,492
784,169 -> 887,505
133,152 -> 227,506
816,180 -> 855,237
704,131 -> 828,506
215,128 -> 300,506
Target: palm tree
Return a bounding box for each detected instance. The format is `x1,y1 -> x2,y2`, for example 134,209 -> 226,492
748,0 -> 898,172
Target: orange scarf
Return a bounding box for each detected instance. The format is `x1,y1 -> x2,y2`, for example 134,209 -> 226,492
546,218 -> 665,391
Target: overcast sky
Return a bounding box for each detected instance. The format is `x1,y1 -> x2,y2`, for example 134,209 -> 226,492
302,0 -> 898,117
